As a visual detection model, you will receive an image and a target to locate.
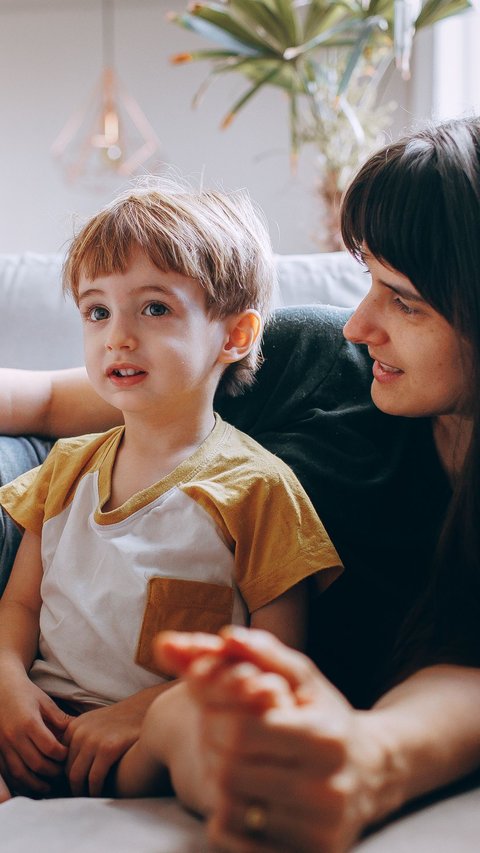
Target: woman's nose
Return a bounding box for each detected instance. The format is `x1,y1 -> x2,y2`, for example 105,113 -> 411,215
343,293 -> 387,346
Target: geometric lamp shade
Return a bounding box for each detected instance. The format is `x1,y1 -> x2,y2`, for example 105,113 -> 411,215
51,1 -> 161,188
51,67 -> 161,188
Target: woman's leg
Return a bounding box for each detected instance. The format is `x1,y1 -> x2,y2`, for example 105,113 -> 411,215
0,436 -> 53,595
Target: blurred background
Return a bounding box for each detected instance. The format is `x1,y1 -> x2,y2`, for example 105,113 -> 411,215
0,0 -> 478,255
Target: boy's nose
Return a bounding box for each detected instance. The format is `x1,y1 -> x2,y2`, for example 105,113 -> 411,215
105,317 -> 138,351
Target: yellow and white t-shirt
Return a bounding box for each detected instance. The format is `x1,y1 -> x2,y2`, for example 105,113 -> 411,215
0,415 -> 341,707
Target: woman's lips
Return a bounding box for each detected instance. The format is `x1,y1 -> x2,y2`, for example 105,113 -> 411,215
372,359 -> 403,383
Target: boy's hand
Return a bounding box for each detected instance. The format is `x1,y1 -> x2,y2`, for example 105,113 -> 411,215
63,687 -> 169,797
0,678 -> 70,796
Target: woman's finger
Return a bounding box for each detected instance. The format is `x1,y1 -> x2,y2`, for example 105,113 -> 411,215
203,704 -> 347,772
211,783 -> 354,853
153,631 -> 226,676
208,813 -> 281,853
0,771 -> 11,802
220,627 -> 329,691
187,658 -> 295,713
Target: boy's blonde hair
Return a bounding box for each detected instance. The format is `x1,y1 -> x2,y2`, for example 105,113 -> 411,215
63,181 -> 275,396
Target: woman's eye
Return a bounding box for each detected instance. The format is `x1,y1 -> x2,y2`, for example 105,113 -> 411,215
87,306 -> 110,322
144,302 -> 169,317
393,297 -> 417,316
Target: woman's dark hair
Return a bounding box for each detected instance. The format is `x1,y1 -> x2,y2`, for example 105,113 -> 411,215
340,117 -> 480,671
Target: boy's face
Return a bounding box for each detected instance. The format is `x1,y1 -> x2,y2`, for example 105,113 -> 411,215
77,248 -> 231,419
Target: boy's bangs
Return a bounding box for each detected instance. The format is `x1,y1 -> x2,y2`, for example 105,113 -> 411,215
74,220 -> 136,282
65,207 -> 192,300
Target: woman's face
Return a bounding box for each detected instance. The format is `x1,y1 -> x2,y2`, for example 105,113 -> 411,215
343,253 -> 471,419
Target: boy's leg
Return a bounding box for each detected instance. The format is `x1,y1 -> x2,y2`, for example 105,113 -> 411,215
0,436 -> 53,595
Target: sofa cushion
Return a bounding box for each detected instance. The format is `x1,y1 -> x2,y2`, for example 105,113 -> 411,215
0,253 -> 82,370
274,251 -> 366,308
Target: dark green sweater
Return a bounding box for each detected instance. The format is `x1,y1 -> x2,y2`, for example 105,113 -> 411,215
217,306 -> 452,709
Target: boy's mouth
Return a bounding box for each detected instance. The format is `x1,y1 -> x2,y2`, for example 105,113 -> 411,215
110,368 -> 145,377
106,364 -> 148,385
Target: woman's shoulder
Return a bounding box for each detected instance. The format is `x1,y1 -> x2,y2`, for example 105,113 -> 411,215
216,305 -> 373,434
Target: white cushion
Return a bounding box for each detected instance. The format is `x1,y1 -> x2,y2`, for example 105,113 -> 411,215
274,251 -> 367,308
0,253 -> 82,370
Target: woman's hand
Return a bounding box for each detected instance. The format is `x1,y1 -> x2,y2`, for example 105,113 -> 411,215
158,628 -> 480,851
155,628 -> 392,853
0,771 -> 11,802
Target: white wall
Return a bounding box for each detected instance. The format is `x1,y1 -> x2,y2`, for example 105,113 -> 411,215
0,0 -> 415,255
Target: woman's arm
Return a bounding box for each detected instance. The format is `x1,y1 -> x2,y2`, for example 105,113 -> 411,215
0,367 -> 121,437
152,628 -> 480,852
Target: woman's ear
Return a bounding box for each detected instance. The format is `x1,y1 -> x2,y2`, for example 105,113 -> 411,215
219,310 -> 262,364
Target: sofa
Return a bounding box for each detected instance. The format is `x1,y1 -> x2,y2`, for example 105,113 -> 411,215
0,250 -> 478,851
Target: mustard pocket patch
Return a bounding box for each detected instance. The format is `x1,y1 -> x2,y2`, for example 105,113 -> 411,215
135,577 -> 234,676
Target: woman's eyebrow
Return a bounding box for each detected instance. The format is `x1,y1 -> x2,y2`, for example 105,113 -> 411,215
381,280 -> 426,303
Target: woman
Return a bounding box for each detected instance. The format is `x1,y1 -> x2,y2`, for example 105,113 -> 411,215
0,117 -> 479,846
114,115 -> 480,850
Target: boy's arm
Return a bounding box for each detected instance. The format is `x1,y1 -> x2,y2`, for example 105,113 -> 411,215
0,530 -> 70,794
113,682 -> 194,801
250,580 -> 308,650
63,680 -> 179,797
0,367 -> 121,437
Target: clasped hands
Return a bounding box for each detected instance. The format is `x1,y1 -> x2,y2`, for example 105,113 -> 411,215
154,626 -> 382,853
0,676 -> 146,800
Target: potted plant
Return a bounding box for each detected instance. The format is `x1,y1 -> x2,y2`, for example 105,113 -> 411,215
169,0 -> 473,249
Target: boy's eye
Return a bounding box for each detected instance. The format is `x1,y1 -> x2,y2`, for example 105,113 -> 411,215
144,302 -> 169,317
88,306 -> 110,322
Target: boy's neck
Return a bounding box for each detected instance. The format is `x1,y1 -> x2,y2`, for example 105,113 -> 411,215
103,405 -> 217,511
122,406 -> 216,457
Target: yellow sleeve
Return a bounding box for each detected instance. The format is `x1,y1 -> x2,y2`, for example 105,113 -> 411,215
184,430 -> 343,615
233,465 -> 343,612
0,429 -> 121,536
0,444 -> 60,535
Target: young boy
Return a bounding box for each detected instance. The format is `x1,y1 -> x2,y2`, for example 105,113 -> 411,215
0,184 -> 341,800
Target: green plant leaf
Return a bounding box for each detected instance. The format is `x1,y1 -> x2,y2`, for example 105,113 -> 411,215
171,49 -> 246,64
270,0 -> 300,43
337,16 -> 388,95
415,0 -> 473,28
220,65 -> 283,127
170,11 -> 262,54
283,14 -> 386,59
169,0 -> 475,161
219,55 -> 307,94
172,3 -> 280,53
289,90 -> 300,166
303,1 -> 352,39
188,56 -> 283,109
228,0 -> 294,48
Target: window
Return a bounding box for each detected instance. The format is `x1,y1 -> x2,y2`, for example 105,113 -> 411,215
433,8 -> 480,119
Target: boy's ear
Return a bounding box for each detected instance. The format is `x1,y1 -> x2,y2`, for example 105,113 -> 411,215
219,310 -> 262,365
